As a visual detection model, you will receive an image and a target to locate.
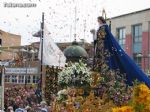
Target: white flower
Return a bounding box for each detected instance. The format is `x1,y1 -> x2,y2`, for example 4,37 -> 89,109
58,61 -> 92,86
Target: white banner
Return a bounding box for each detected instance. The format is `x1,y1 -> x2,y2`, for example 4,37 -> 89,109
38,25 -> 66,67
5,68 -> 38,74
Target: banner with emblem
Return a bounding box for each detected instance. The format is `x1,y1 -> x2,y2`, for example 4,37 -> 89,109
38,26 -> 66,67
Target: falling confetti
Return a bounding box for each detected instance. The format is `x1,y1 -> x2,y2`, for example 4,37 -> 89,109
0,0 -> 130,45
15,18 -> 18,21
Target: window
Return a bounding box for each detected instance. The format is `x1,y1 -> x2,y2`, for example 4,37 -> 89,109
133,54 -> 142,67
117,28 -> 126,49
33,75 -> 39,83
11,75 -> 17,83
18,75 -> 24,83
25,75 -> 31,84
5,75 -> 11,82
132,24 -> 142,53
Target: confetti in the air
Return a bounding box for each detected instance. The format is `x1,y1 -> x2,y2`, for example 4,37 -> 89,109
0,0 -> 131,45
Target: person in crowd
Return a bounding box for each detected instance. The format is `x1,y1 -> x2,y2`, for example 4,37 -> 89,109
35,87 -> 42,104
4,86 -> 42,111
25,106 -> 32,112
7,106 -> 14,112
15,103 -> 26,112
40,101 -> 48,112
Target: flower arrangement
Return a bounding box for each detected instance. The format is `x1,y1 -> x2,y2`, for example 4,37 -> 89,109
133,84 -> 150,104
112,83 -> 150,112
52,90 -> 115,112
97,69 -> 133,106
58,60 -> 92,88
131,83 -> 150,112
112,106 -> 134,112
90,72 -> 102,87
56,89 -> 68,102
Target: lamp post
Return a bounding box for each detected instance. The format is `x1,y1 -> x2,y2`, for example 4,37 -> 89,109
40,12 -> 44,100
148,54 -> 150,70
136,53 -> 142,68
32,12 -> 44,101
136,53 -> 150,72
144,54 -> 150,72
90,29 -> 96,70
29,49 -> 36,61
20,48 -> 28,87
20,48 -> 36,87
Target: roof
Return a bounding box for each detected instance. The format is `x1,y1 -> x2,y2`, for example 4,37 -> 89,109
111,8 -> 150,19
63,41 -> 88,58
0,29 -> 21,37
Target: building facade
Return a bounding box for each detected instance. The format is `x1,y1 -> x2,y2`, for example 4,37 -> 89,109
4,61 -> 40,87
0,29 -> 21,61
1,40 -> 92,86
110,8 -> 150,72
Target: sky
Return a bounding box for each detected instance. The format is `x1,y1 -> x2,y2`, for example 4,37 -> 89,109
0,0 -> 150,45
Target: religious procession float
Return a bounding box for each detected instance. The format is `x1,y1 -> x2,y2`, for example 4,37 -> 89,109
44,16 -> 150,112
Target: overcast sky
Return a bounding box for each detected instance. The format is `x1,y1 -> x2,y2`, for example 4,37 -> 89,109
0,0 -> 150,45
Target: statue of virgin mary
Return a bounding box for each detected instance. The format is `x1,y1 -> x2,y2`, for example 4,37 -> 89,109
94,16 -> 150,87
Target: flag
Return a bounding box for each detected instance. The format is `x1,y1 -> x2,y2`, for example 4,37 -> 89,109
38,25 -> 66,67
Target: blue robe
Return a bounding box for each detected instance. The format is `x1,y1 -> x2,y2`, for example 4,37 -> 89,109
97,24 -> 150,87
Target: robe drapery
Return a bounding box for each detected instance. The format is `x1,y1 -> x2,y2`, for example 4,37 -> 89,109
95,24 -> 150,87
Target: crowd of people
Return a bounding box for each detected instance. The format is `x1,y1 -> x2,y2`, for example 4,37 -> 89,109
4,86 -> 51,112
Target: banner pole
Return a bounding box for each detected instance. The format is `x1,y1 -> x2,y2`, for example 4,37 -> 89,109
1,67 -> 4,111
40,12 -> 44,100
